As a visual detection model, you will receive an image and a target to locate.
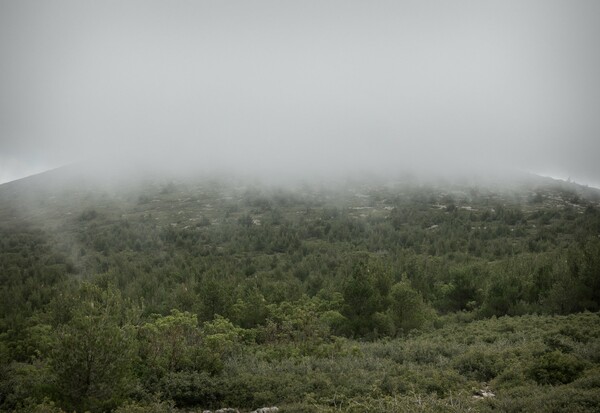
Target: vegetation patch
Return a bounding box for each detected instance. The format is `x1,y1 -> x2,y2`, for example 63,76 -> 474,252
1,176 -> 599,411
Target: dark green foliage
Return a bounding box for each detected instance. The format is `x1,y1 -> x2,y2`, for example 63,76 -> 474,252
159,371 -> 220,407
48,285 -> 138,413
389,280 -> 433,333
483,384 -> 600,413
454,348 -> 502,381
529,351 -> 587,385
437,266 -> 484,312
342,262 -> 383,337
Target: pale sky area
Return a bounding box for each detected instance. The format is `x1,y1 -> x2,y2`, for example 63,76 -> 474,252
1,1 -> 599,186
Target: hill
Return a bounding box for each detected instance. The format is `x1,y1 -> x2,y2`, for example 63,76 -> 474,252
1,166 -> 599,412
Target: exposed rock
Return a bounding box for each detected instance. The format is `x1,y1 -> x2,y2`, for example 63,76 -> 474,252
473,388 -> 495,399
203,405 -> 279,412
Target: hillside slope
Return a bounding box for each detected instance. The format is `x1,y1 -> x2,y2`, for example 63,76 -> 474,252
1,167 -> 599,412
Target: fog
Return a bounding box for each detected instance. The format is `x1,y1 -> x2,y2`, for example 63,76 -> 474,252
1,1 -> 599,186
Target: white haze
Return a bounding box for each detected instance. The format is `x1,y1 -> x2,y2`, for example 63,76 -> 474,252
1,1 -> 599,186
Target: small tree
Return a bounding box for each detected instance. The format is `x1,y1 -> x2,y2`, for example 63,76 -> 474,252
50,306 -> 136,412
342,262 -> 380,337
388,279 -> 434,334
139,310 -> 200,374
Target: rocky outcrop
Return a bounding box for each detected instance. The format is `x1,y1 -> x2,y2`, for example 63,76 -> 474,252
473,385 -> 495,399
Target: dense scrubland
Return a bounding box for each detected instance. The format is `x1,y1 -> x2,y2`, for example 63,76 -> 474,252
1,171 -> 599,412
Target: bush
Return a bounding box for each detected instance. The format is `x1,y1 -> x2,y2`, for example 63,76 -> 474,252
528,351 -> 587,385
389,281 -> 434,334
453,348 -> 501,381
159,370 -> 222,408
12,399 -> 66,413
483,385 -> 600,413
114,399 -> 177,413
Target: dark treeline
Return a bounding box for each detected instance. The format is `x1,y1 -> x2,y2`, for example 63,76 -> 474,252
1,176 -> 599,412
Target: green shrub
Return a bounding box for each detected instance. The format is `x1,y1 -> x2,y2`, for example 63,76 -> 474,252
159,370 -> 222,408
570,368 -> 600,389
483,385 -> 600,413
529,351 -> 587,385
114,399 -> 177,413
12,399 -> 66,413
453,348 -> 501,381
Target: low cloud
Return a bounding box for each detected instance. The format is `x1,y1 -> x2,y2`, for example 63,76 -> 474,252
1,1 -> 599,185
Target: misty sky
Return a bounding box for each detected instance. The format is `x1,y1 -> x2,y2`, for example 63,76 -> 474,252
1,1 -> 599,185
